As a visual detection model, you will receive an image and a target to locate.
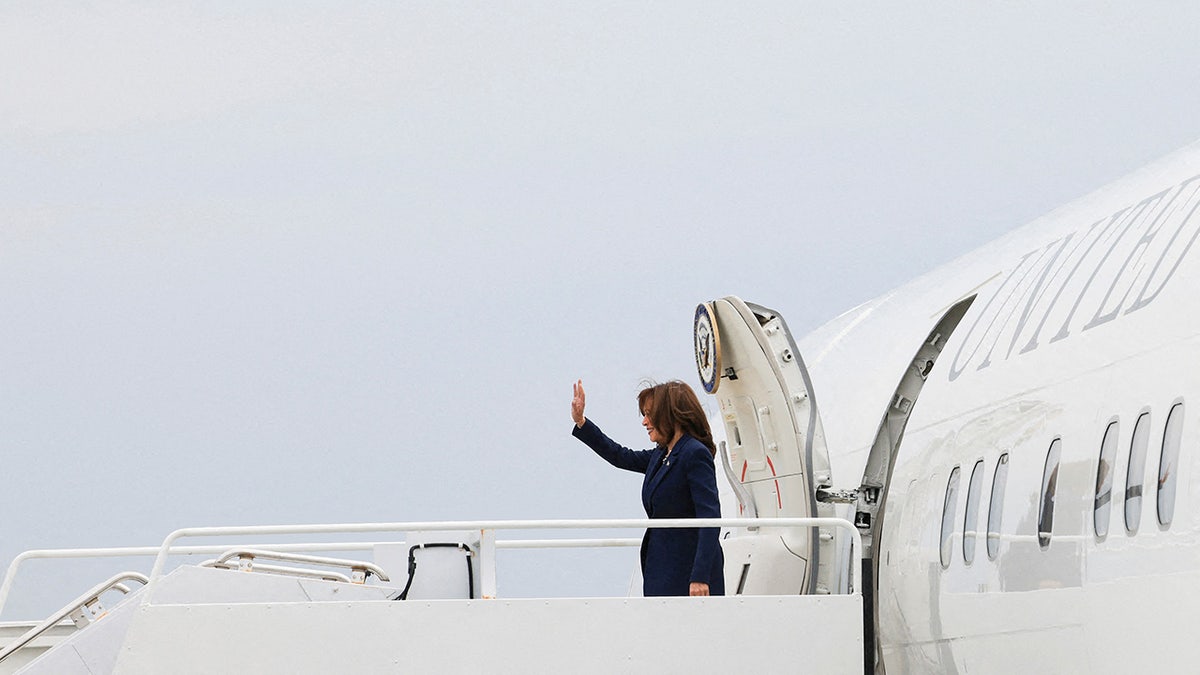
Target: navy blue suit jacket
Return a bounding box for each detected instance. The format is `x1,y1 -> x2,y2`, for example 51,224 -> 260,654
573,419 -> 725,596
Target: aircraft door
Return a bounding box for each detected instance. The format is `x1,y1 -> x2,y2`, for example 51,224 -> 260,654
695,297 -> 835,594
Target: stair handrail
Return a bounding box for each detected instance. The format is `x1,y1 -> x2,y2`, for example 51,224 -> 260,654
718,441 -> 759,519
0,542 -> 396,619
2,539 -> 639,620
200,559 -> 354,583
0,571 -> 149,664
204,548 -> 390,584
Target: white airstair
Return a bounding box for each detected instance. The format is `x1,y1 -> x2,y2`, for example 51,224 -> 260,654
0,518 -> 866,674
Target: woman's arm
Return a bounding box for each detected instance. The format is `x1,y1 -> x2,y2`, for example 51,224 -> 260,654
570,379 -> 652,473
572,419 -> 653,474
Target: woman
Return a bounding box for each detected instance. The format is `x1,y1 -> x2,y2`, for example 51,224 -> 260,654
571,379 -> 725,597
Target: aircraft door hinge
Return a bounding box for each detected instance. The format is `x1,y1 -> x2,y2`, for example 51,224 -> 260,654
816,488 -> 859,504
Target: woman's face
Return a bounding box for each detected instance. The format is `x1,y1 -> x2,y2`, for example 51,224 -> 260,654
642,407 -> 668,446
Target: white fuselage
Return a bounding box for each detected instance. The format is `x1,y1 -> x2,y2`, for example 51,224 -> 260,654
800,140 -> 1200,672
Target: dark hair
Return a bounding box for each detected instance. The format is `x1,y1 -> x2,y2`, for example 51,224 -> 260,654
637,380 -> 716,456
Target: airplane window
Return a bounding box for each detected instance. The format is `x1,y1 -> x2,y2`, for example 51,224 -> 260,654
940,465 -> 961,569
986,453 -> 1009,560
1125,412 -> 1151,534
1157,402 -> 1185,527
1094,420 -> 1119,539
963,459 -> 985,565
1038,439 -> 1062,549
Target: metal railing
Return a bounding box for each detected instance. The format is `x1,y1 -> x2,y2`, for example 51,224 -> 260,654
0,572 -> 149,664
146,517 -> 863,601
2,517 -> 860,625
1,538 -> 641,620
200,549 -> 391,584
0,542 -> 391,619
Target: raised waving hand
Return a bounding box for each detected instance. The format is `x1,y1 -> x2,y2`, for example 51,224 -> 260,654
571,379 -> 586,428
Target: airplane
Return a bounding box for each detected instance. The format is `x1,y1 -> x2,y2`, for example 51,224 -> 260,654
1,137 -> 1198,673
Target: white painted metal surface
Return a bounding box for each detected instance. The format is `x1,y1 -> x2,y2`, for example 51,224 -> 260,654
112,595 -> 864,674
706,297 -> 836,596
811,140 -> 1200,672
0,623 -> 72,675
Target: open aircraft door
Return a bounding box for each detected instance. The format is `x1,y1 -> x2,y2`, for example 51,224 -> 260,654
695,297 -> 838,595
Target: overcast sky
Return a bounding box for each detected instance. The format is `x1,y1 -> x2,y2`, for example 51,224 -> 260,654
4,2 -> 1200,618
